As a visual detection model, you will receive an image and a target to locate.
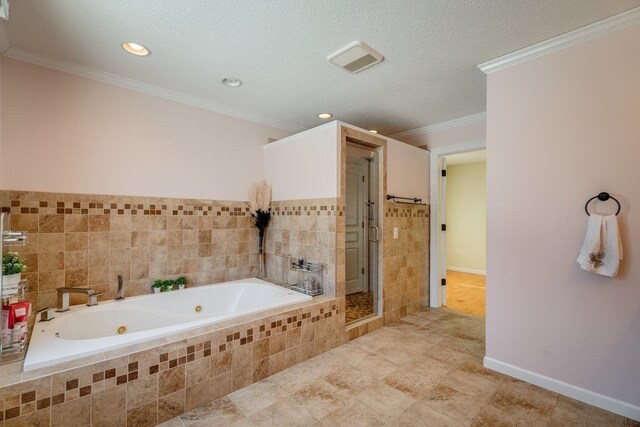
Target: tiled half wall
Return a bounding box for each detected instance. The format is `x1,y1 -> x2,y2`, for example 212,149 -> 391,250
0,190 -> 263,312
264,198 -> 339,297
0,299 -> 344,426
382,203 -> 429,321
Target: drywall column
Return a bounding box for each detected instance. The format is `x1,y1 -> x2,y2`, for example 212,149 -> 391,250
485,22 -> 640,417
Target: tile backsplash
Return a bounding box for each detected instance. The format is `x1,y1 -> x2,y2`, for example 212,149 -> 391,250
264,198 -> 339,297
0,190 -> 261,311
382,202 -> 429,323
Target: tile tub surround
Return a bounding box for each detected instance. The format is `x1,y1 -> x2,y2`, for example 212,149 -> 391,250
264,198 -> 339,297
164,308 -> 638,426
0,190 -> 262,313
0,298 -> 344,426
382,203 -> 429,322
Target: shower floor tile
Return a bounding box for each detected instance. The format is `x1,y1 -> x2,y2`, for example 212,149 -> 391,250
163,309 -> 632,427
346,291 -> 374,323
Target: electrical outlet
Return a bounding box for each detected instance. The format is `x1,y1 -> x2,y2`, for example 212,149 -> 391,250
393,227 -> 398,239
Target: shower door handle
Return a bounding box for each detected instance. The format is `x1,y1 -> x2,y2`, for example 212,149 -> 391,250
368,225 -> 379,242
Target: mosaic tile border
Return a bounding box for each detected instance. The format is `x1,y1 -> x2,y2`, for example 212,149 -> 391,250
1,195 -> 249,217
272,204 -> 344,217
385,205 -> 429,218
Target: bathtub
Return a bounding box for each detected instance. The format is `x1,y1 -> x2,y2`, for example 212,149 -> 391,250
23,279 -> 311,372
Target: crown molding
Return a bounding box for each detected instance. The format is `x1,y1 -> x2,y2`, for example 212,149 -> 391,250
478,6 -> 640,74
3,47 -> 306,133
389,112 -> 486,140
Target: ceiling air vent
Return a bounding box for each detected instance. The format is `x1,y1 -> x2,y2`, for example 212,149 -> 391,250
328,41 -> 383,74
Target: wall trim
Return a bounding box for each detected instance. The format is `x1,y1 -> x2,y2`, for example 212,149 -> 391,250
484,357 -> 640,421
447,266 -> 486,275
478,6 -> 640,74
3,47 -> 305,133
390,112 -> 486,140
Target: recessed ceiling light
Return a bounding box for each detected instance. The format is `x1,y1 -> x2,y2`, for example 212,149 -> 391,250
369,129 -> 378,134
222,78 -> 242,87
318,113 -> 333,119
122,42 -> 151,57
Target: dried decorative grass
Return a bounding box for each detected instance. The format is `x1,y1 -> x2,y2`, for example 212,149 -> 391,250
248,180 -> 272,215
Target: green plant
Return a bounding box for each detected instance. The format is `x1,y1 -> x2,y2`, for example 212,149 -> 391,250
2,252 -> 26,276
161,280 -> 174,292
151,277 -> 179,292
153,277 -> 188,292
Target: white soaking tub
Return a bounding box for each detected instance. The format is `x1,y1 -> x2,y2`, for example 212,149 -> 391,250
24,279 -> 311,371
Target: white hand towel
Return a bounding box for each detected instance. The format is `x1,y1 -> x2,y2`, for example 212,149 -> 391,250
577,214 -> 623,277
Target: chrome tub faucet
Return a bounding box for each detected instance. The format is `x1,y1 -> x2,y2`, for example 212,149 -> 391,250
116,274 -> 125,301
56,288 -> 101,312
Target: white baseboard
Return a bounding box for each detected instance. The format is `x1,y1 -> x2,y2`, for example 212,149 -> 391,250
447,266 -> 486,275
484,357 -> 640,421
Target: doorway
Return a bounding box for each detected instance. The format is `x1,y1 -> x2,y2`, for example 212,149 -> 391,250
345,142 -> 380,324
442,150 -> 486,316
429,140 -> 486,314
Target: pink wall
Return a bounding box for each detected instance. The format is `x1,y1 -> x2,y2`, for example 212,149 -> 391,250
264,121 -> 430,202
394,119 -> 486,150
486,23 -> 640,410
386,138 -> 429,202
264,123 -> 338,201
0,55 -> 3,190
0,58 -> 292,201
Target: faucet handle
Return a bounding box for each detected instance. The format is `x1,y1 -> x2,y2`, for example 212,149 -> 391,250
37,307 -> 56,322
87,293 -> 103,307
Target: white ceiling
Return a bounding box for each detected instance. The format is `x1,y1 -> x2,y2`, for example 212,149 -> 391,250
446,150 -> 486,166
4,1 -> 640,134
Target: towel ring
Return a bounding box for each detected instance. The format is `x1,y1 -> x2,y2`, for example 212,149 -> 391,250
584,192 -> 621,216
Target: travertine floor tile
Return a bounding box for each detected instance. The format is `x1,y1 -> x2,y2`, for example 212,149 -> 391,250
157,418 -> 185,427
347,352 -> 400,378
228,379 -> 288,416
488,387 -> 555,426
323,364 -> 378,395
291,379 -> 350,419
249,396 -> 317,427
161,308 -> 636,427
319,399 -> 387,427
400,398 -> 466,427
382,366 -> 443,399
181,396 -> 246,426
548,396 -> 626,427
353,381 -> 417,418
419,383 -> 489,425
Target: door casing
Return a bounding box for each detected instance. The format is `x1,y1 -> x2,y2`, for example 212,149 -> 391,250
429,140 -> 486,308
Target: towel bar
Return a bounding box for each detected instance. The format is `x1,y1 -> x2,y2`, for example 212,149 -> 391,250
584,192 -> 621,216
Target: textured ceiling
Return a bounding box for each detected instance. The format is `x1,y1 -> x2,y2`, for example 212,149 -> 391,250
5,0 -> 640,134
